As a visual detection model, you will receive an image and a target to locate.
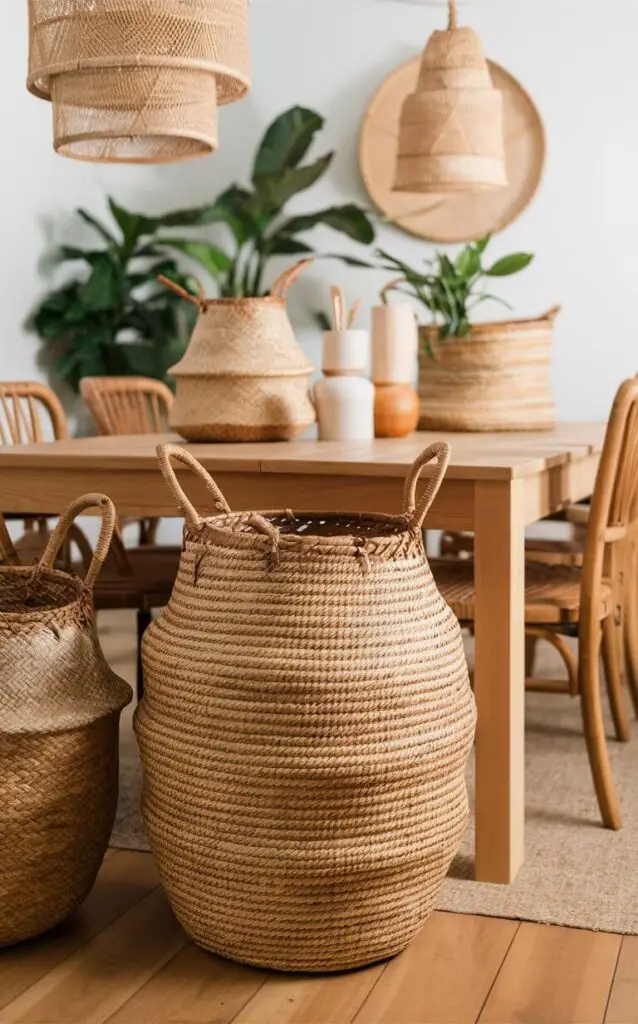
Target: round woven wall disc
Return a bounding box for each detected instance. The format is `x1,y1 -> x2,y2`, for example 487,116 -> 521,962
359,56 -> 546,243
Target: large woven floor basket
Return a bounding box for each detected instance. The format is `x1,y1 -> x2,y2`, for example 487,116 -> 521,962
135,443 -> 476,972
0,495 -> 132,947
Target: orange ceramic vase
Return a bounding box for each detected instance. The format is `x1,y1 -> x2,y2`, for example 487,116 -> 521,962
374,384 -> 420,438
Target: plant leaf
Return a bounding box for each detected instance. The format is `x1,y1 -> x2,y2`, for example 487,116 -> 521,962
265,237 -> 315,256
79,257 -> 121,312
486,253 -> 534,277
57,246 -> 108,266
455,245 -> 480,280
274,204 -> 375,244
322,253 -> 375,268
108,197 -> 157,253
474,235 -> 491,255
254,153 -> 334,211
77,209 -> 118,246
157,238 -> 233,279
252,107 -> 324,181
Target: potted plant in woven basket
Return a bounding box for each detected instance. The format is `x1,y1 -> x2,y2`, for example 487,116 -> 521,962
377,237 -> 559,432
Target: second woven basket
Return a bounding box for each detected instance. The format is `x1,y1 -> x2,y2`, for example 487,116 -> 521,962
0,495 -> 132,947
135,443 -> 476,972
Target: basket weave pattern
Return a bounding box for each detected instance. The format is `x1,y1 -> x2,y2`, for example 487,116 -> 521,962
418,313 -> 558,432
395,25 -> 507,193
166,265 -> 316,442
0,495 -> 132,946
27,0 -> 250,163
135,445 -> 476,972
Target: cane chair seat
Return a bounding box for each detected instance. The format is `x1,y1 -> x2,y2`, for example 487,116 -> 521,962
432,558 -> 613,626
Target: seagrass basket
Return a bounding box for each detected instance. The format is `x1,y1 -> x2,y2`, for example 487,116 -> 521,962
418,308 -> 559,432
135,443 -> 477,972
27,0 -> 251,163
162,262 -> 315,441
0,495 -> 132,947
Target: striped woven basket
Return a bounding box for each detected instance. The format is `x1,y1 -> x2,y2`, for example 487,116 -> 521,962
418,308 -> 559,432
0,495 -> 132,947
135,443 -> 476,972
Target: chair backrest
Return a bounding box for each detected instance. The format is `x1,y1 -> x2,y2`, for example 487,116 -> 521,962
81,376 -> 173,436
0,381 -> 68,444
581,378 -> 638,634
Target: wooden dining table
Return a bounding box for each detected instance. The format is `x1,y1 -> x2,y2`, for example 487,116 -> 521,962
0,423 -> 606,884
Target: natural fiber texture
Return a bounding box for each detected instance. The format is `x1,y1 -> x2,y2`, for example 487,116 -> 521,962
134,444 -> 476,972
108,614 -> 638,937
395,25 -> 507,194
166,264 -> 315,442
50,66 -> 219,164
418,312 -> 558,432
27,0 -> 250,164
0,495 -> 132,947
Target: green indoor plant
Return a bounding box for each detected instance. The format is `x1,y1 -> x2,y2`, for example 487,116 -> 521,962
155,105 -> 375,297
30,106 -> 374,392
377,235 -> 534,355
375,237 -> 557,432
29,201 -> 199,392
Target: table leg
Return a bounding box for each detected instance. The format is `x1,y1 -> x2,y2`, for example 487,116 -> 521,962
473,479 -> 526,884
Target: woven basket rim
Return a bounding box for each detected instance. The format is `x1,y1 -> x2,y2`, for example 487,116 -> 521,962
170,367 -> 313,380
420,313 -> 557,338
188,510 -> 420,558
54,130 -> 215,165
0,564 -> 84,621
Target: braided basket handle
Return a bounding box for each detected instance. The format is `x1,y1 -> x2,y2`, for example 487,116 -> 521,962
403,443 -> 452,531
270,259 -> 313,302
157,444 -> 282,544
157,444 -> 233,531
41,493 -> 117,590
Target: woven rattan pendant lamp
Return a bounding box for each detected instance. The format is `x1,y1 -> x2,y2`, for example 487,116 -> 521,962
394,0 -> 507,193
27,0 -> 251,165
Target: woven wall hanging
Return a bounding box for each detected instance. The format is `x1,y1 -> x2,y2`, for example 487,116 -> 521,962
27,0 -> 251,164
394,0 -> 507,193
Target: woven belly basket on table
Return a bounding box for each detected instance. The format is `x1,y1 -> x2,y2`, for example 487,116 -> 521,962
135,443 -> 476,972
0,495 -> 132,947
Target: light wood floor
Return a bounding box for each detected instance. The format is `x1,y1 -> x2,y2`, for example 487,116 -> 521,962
0,850 -> 636,1024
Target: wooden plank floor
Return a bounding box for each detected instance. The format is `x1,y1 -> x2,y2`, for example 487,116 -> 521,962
0,851 -> 635,1024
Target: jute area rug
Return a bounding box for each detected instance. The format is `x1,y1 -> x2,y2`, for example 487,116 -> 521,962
102,611 -> 638,936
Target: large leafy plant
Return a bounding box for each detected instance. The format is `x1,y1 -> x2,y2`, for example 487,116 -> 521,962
156,106 -> 375,297
377,236 -> 534,347
30,200 -> 198,392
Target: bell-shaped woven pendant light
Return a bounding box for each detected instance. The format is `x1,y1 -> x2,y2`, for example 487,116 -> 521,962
27,0 -> 251,165
394,0 -> 507,193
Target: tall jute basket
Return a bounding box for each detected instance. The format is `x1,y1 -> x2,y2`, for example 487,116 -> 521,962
394,0 -> 507,194
27,0 -> 251,163
135,443 -> 476,972
0,495 -> 132,947
162,262 -> 315,442
418,308 -> 560,432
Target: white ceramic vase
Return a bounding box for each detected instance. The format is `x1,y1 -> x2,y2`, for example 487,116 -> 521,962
314,330 -> 374,442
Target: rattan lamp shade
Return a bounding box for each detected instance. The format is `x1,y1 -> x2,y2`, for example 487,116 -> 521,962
27,0 -> 251,164
394,0 -> 507,193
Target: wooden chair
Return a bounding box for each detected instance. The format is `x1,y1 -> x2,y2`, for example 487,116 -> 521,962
81,377 -> 173,546
432,378 -> 638,830
0,382 -> 74,564
80,376 -> 180,698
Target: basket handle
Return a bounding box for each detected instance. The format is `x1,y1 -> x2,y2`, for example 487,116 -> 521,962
158,275 -> 207,311
403,443 -> 452,531
157,444 -> 233,531
40,493 -> 117,590
270,259 -> 313,302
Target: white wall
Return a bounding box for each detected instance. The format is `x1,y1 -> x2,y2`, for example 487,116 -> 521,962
3,0 -> 638,422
